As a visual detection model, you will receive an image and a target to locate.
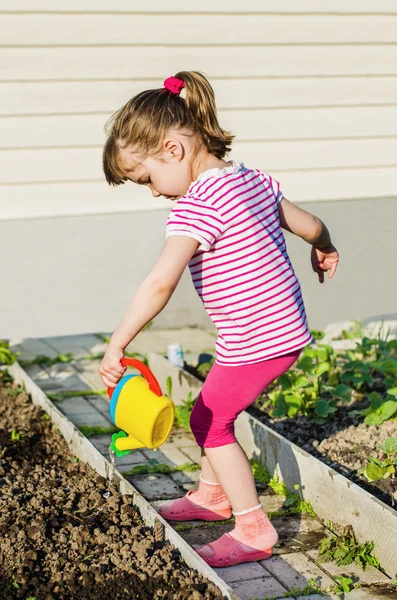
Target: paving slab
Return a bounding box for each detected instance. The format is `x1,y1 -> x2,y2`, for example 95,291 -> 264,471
10,337 -> 59,361
229,576 -> 287,600
73,358 -> 107,390
68,412 -> 111,428
127,473 -> 183,500
271,515 -> 327,556
142,447 -> 191,468
86,395 -> 112,416
213,562 -> 270,584
179,521 -> 235,547
259,491 -> 286,515
260,552 -> 335,592
170,470 -> 201,490
89,433 -> 113,454
179,444 -> 202,464
42,334 -> 99,358
155,446 -> 195,467
43,363 -> 91,391
306,549 -> 391,585
161,431 -> 198,449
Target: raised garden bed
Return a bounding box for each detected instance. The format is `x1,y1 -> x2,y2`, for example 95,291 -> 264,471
0,368 -> 227,600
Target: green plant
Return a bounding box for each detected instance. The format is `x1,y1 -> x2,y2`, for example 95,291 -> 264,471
249,460 -> 317,518
264,344 -> 348,422
5,386 -> 24,397
11,430 -> 22,441
318,526 -> 381,571
78,425 -> 118,437
174,392 -> 196,430
340,320 -> 365,340
358,437 -> 397,482
196,355 -> 215,377
332,576 -> 358,597
95,333 -> 111,343
123,460 -> 201,476
20,353 -> 73,368
349,391 -> 397,425
47,389 -> 107,401
0,340 -> 18,366
165,376 -> 172,399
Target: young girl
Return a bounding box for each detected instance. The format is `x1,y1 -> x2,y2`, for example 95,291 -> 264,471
99,71 -> 339,568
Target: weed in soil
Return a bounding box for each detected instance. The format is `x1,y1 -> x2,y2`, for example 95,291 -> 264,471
0,371 -> 224,600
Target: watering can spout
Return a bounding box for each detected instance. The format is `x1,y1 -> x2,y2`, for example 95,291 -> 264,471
111,431 -> 145,454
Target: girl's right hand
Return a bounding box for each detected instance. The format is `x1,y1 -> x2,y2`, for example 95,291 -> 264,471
98,343 -> 126,389
311,243 -> 339,283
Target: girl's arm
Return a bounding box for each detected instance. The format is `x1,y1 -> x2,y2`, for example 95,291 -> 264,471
278,197 -> 339,283
99,236 -> 198,388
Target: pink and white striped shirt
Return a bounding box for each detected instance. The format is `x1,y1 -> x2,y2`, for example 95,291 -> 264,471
166,162 -> 312,366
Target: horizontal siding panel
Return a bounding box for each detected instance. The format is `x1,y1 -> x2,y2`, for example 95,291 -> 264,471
3,46 -> 397,81
2,77 -> 397,115
1,167 -> 397,221
2,14 -> 397,46
3,1 -> 397,14
4,107 -> 397,148
2,140 -> 397,184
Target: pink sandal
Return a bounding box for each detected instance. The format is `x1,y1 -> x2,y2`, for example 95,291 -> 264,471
158,490 -> 232,521
195,533 -> 273,567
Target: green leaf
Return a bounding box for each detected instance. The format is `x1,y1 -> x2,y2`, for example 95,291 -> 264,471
332,384 -> 352,403
315,399 -> 336,418
294,375 -> 311,388
313,362 -> 331,378
271,394 -> 288,418
367,456 -> 383,467
284,393 -> 303,418
362,463 -> 388,482
379,400 -> 397,420
364,412 -> 384,426
165,376 -> 172,399
378,437 -> 397,455
277,374 -> 292,390
368,392 -> 384,410
386,387 -> 397,398
373,358 -> 397,373
297,355 -> 313,373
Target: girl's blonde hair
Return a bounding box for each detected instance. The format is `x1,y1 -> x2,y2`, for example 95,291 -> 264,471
103,71 -> 234,185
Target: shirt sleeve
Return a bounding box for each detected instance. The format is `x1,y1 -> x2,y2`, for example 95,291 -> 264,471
165,197 -> 225,252
268,174 -> 283,205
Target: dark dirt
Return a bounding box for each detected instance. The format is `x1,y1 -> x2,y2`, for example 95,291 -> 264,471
0,370 -> 225,600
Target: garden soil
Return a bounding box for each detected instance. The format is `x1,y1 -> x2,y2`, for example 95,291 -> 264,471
0,372 -> 225,600
249,401 -> 397,510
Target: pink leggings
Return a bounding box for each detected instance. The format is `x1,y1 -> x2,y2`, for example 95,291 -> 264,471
190,349 -> 301,448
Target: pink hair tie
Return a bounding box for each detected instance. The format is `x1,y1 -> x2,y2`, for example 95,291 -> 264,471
164,76 -> 185,95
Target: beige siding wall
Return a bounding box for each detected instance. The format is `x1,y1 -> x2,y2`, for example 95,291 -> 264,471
1,1 -> 397,219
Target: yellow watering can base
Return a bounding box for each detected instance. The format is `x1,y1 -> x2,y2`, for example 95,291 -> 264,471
108,358 -> 175,457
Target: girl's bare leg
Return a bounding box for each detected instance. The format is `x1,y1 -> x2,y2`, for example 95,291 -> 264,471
203,442 -> 260,512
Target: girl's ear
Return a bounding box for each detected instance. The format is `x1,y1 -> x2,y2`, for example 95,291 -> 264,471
163,137 -> 185,162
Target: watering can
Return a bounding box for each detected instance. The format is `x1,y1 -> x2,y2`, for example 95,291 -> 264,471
108,358 -> 175,457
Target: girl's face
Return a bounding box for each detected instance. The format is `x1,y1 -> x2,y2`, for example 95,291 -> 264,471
119,135 -> 194,201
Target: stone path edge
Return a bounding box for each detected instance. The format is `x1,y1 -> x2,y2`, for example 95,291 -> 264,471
148,352 -> 397,578
7,361 -> 239,600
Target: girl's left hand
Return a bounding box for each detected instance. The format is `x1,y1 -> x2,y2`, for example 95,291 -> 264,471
311,243 -> 339,283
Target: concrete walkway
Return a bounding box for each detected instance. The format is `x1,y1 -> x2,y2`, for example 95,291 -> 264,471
12,330 -> 392,600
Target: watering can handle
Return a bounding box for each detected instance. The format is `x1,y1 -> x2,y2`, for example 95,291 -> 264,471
107,358 -> 162,398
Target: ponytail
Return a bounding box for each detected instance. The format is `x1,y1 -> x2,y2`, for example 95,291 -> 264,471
174,71 -> 234,158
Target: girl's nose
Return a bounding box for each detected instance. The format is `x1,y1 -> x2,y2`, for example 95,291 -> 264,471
150,186 -> 161,198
